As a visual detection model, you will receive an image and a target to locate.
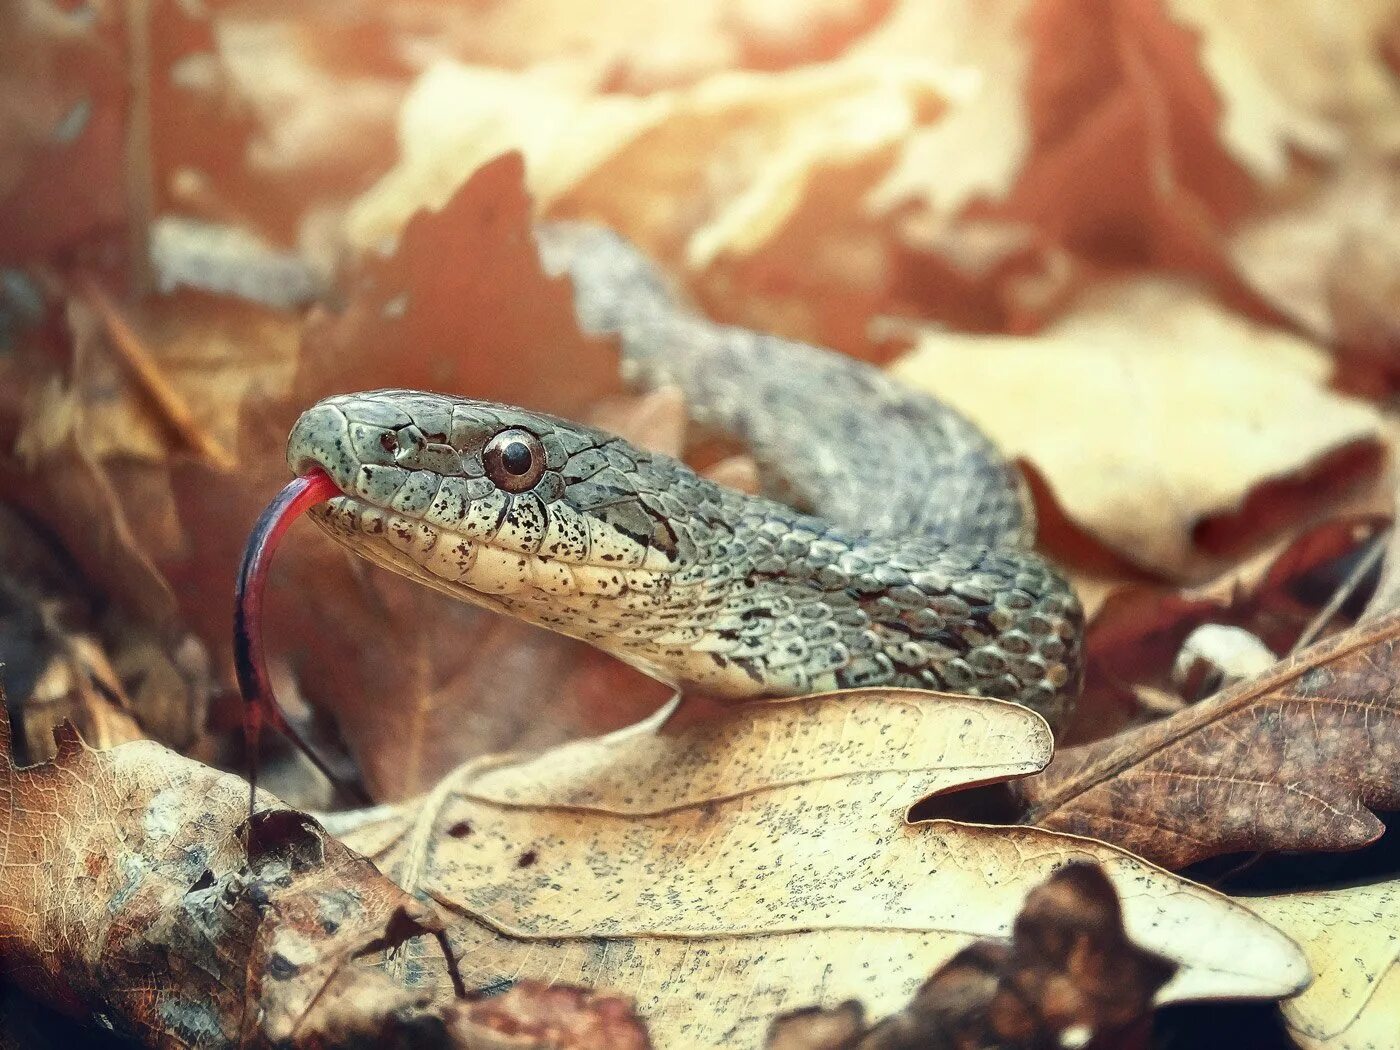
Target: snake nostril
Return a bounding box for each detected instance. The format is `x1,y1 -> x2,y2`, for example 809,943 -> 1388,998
379,432 -> 398,454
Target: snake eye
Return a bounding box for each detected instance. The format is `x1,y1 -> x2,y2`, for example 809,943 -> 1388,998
483,428 -> 546,492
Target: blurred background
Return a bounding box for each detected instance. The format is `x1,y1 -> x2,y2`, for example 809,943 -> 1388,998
1,0 -> 1399,806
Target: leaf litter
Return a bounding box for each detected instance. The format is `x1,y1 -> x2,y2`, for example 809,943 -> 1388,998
8,0 -> 1400,1046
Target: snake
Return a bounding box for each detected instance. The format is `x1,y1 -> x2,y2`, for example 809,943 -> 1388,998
284,223 -> 1084,729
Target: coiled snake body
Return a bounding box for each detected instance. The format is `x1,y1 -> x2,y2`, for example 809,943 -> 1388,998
288,225 -> 1084,727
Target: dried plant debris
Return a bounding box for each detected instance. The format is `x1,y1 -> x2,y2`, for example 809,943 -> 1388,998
7,2 -> 1400,1047
0,705 -> 459,1047
765,864 -> 1175,1050
1023,608 -> 1400,869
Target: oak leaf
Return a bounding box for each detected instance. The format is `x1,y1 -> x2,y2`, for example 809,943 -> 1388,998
1247,879 -> 1400,1050
1071,514 -> 1386,744
1022,608 -> 1400,869
330,690 -> 1307,1050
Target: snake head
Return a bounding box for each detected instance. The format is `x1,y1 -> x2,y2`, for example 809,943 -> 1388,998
286,390 -> 692,634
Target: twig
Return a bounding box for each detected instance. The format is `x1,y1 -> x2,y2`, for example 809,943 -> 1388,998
1290,536 -> 1386,654
72,272 -> 238,471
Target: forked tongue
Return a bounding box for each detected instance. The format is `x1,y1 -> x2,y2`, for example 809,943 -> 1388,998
234,468 -> 370,842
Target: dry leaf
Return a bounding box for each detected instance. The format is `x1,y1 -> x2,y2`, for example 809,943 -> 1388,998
346,58 -> 950,267
1071,514 -> 1386,743
0,503 -> 143,762
330,690 -> 1306,1049
861,0 -> 1032,221
6,285 -> 304,640
768,863 -> 1175,1049
1247,880 -> 1400,1050
344,56 -> 965,354
305,152 -> 621,431
889,279 -> 1384,579
1230,166 -> 1400,376
0,704 -> 469,1047
1164,0 -> 1345,178
1022,608 -> 1400,869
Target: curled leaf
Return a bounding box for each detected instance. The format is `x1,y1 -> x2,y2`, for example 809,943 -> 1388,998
1023,609 -> 1400,869
0,704 -> 461,1047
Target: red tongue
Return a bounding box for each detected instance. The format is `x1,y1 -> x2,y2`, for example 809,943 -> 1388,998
234,469 -> 369,831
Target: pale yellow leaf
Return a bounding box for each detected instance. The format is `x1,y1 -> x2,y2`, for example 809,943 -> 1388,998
1169,0 -> 1400,165
860,0 -> 1033,218
888,279 -> 1383,578
1249,881 -> 1400,1050
346,57 -> 957,272
1167,0 -> 1346,180
332,690 -> 1307,1050
1231,165 -> 1400,346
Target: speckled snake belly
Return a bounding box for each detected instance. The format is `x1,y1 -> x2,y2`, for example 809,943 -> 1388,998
287,224 -> 1084,728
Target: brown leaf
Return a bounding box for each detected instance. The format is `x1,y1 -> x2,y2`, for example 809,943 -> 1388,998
306,151 -> 621,417
1022,608 -> 1400,869
458,982 -> 652,1050
0,702 -> 467,1047
770,864 -> 1174,1050
1066,514 -> 1386,745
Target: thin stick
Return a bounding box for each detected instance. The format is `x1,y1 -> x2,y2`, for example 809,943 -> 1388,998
1290,537 -> 1386,654
72,272 -> 237,471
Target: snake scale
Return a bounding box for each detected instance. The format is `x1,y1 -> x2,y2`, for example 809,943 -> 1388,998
287,224 -> 1084,728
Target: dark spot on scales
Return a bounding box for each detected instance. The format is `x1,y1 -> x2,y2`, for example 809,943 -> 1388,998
518,850 -> 538,868
447,820 -> 473,838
